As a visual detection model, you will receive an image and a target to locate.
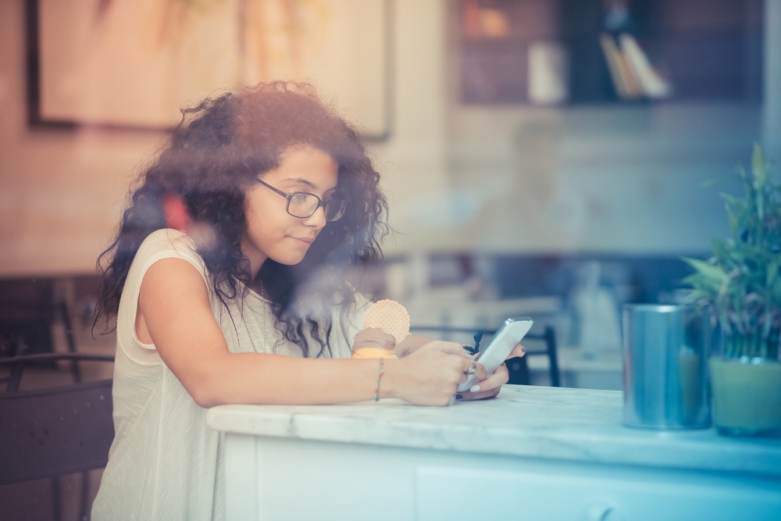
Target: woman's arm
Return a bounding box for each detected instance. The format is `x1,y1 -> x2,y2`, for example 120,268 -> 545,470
138,258 -> 472,408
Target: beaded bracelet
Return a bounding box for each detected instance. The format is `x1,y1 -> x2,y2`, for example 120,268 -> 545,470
374,358 -> 385,402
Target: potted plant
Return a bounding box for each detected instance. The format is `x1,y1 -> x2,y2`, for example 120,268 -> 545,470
683,144 -> 781,437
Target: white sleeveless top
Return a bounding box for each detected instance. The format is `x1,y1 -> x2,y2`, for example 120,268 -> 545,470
92,229 -> 362,521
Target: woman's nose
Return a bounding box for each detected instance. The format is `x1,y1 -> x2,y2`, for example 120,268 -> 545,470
304,205 -> 327,228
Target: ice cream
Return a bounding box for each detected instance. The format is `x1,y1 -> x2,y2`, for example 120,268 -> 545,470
351,300 -> 411,359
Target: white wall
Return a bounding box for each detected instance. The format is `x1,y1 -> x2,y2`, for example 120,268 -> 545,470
367,0 -> 450,254
445,103 -> 761,254
0,0 -> 166,277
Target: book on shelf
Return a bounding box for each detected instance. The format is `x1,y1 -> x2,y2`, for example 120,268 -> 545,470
600,34 -> 641,99
599,33 -> 671,100
599,34 -> 627,98
461,0 -> 509,39
619,34 -> 671,99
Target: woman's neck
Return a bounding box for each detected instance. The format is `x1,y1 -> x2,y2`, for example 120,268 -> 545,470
240,239 -> 268,280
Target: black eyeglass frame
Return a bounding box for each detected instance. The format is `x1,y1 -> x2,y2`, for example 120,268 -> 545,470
254,178 -> 346,221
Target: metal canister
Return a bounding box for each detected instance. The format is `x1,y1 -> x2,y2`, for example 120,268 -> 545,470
622,304 -> 711,429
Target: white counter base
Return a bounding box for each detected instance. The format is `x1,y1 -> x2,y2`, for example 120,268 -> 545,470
209,386 -> 781,521
224,435 -> 780,521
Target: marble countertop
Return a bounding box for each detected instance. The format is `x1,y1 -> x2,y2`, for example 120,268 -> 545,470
206,385 -> 781,478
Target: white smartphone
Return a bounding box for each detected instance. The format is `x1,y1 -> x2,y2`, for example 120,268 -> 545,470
457,317 -> 534,392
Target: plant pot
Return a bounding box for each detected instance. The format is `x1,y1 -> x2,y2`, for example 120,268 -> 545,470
709,357 -> 781,437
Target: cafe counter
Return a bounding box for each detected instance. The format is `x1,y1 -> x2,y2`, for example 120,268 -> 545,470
206,385 -> 781,521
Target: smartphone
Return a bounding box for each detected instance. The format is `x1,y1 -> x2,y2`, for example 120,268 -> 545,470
457,317 -> 534,392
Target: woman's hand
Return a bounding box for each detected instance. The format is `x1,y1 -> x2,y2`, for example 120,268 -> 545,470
352,328 -> 396,352
458,343 -> 526,401
394,334 -> 434,358
385,340 -> 476,406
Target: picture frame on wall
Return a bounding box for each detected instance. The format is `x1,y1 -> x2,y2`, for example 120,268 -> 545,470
25,0 -> 394,140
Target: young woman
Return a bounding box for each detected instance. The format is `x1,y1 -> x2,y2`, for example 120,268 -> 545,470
91,82 -> 523,521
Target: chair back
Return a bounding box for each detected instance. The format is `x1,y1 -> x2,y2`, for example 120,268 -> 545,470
0,354 -> 115,485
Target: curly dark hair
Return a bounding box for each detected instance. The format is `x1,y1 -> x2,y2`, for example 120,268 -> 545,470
95,82 -> 388,357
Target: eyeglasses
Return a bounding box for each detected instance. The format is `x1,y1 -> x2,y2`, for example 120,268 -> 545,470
255,178 -> 347,222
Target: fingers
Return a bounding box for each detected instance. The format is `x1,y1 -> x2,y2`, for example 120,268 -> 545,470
447,351 -> 473,386
458,356 -> 473,383
464,363 -> 509,394
442,356 -> 472,398
395,335 -> 432,358
353,328 -> 396,351
399,340 -> 478,406
507,343 -> 526,359
434,341 -> 472,358
471,361 -> 487,382
458,386 -> 501,401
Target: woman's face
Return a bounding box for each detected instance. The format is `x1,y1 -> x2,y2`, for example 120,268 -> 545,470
242,145 -> 339,273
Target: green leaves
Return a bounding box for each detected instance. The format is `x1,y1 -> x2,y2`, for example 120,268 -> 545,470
683,257 -> 727,294
753,144 -> 769,234
686,257 -> 727,281
721,193 -> 748,238
767,259 -> 779,288
753,143 -> 767,190
683,145 -> 781,359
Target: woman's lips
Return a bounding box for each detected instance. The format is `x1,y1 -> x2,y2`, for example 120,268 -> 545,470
289,236 -> 314,245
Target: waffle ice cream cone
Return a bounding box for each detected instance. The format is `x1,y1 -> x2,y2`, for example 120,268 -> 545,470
362,299 -> 410,344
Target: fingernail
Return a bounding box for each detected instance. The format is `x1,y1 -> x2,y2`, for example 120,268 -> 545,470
455,394 -> 463,401
470,385 -> 480,393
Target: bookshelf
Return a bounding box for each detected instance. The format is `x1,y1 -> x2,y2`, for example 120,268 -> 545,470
458,0 -> 764,105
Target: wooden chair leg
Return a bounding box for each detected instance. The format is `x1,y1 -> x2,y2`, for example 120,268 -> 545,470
79,471 -> 90,521
58,301 -> 81,384
51,476 -> 62,521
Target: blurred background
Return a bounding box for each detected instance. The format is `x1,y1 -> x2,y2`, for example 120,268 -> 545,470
0,1 -> 780,518
1,0 -> 780,379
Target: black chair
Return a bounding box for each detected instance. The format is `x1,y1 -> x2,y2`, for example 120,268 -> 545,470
0,353 -> 115,521
1,278 -> 83,382
409,325 -> 560,387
